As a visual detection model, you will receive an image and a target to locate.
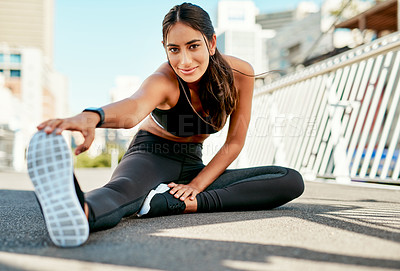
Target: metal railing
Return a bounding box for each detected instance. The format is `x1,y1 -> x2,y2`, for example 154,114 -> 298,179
243,32 -> 400,184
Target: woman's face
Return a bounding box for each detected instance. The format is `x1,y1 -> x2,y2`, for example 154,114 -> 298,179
165,22 -> 216,84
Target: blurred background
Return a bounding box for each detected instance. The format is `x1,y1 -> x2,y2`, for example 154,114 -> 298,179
0,0 -> 396,173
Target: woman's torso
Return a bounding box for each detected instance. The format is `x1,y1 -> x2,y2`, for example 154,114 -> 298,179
139,119 -> 211,143
139,64 -> 214,143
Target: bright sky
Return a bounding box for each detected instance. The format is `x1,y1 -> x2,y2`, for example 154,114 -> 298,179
54,0 -> 324,114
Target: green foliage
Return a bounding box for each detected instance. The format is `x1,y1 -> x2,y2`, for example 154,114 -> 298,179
73,144 -> 125,168
74,152 -> 109,168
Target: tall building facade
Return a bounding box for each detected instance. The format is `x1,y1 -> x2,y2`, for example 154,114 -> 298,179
0,0 -> 68,171
255,2 -> 327,72
266,11 -> 328,72
260,0 -> 375,72
256,10 -> 295,30
216,0 -> 274,75
0,0 -> 54,66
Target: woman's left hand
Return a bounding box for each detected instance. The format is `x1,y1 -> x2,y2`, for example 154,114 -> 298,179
168,183 -> 200,201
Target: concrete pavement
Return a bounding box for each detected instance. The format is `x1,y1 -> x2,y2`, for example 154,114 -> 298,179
1,168 -> 400,271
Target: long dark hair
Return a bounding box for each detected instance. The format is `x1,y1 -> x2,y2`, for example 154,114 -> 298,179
162,2 -> 238,130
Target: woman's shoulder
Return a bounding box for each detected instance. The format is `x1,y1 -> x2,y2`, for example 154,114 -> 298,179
222,54 -> 254,76
144,62 -> 178,90
149,62 -> 176,82
138,62 -> 180,107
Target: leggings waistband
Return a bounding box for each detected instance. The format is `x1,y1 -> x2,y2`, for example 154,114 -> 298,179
125,130 -> 203,162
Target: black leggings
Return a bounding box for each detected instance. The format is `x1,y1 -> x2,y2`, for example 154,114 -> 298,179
85,130 -> 304,231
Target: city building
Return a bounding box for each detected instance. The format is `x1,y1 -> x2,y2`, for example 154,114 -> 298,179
216,0 -> 274,75
255,2 -> 320,40
256,1 -> 326,72
0,0 -> 54,66
0,0 -> 68,171
266,10 -> 327,72
0,73 -> 20,170
256,10 -> 295,30
256,0 -> 375,73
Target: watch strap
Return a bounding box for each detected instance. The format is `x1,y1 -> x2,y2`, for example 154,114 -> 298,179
83,107 -> 105,127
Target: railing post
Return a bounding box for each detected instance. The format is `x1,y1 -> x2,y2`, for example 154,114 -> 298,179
330,102 -> 355,183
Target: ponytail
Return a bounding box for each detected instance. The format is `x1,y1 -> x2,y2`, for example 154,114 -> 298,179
199,48 -> 237,130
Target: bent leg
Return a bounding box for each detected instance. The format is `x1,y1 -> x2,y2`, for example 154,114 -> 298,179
196,166 -> 304,212
85,152 -> 182,231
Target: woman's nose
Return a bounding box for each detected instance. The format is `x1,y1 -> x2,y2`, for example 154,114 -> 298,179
180,50 -> 192,66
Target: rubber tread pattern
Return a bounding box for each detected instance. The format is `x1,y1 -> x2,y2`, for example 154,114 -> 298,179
27,131 -> 89,247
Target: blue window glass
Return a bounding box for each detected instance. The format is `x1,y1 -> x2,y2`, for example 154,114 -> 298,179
0,54 -> 4,63
10,70 -> 21,77
10,54 -> 21,63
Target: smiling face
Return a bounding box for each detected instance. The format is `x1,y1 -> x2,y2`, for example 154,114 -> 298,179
165,22 -> 216,84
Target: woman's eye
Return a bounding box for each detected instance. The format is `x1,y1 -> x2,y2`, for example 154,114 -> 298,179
169,48 -> 179,53
190,44 -> 199,49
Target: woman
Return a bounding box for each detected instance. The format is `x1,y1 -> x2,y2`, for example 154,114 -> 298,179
27,3 -> 304,247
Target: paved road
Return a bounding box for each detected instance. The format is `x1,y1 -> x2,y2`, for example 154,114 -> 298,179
1,168 -> 400,271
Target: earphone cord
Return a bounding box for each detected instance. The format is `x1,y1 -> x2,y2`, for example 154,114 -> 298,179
176,74 -> 220,130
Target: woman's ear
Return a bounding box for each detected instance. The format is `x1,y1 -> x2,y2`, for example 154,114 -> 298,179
210,34 -> 217,55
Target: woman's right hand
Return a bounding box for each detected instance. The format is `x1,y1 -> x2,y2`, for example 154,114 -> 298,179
37,112 -> 101,155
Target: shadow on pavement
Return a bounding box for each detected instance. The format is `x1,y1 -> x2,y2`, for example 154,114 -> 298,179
0,189 -> 399,271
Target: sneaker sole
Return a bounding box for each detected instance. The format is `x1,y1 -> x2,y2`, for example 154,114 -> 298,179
137,183 -> 170,217
27,131 -> 89,247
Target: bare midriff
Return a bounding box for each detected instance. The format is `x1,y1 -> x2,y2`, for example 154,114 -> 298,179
138,116 -> 210,143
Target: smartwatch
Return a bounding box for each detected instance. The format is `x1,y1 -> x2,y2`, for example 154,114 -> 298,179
83,107 -> 105,127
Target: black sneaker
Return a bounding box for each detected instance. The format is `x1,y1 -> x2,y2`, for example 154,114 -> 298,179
137,184 -> 186,218
27,131 -> 89,247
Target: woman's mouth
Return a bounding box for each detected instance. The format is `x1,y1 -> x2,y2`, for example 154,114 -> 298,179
179,67 -> 197,75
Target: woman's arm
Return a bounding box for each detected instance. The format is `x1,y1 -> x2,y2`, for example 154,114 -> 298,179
38,65 -> 175,155
92,72 -> 173,129
169,57 -> 255,201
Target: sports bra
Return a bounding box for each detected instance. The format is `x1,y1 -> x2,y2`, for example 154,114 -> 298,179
150,76 -> 219,137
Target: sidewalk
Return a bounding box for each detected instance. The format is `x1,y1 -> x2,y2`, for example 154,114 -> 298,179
0,168 -> 399,271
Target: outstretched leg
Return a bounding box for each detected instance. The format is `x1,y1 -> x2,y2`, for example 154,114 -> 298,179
138,166 -> 304,217
85,151 -> 183,231
196,166 -> 304,212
